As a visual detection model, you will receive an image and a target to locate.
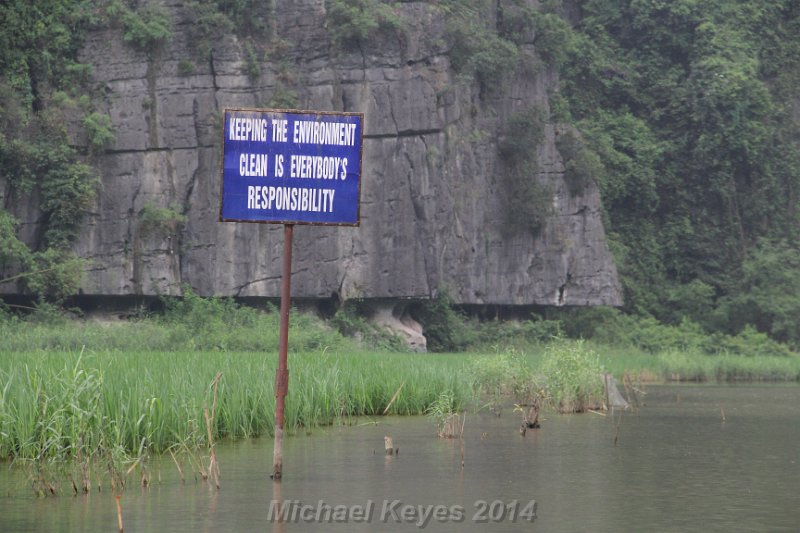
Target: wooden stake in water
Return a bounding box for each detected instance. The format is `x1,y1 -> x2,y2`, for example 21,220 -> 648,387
384,436 -> 395,455
272,224 -> 294,481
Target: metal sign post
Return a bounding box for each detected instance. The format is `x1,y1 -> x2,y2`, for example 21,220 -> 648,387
220,108 -> 363,481
272,223 -> 293,480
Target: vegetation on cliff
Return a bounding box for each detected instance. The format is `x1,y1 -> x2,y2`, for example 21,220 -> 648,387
548,0 -> 800,347
1,0 -> 800,351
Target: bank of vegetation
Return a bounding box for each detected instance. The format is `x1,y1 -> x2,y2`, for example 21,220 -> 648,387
2,0 -> 800,487
325,0 -> 800,355
2,294 -> 799,467
2,0 -> 800,359
0,293 -> 798,495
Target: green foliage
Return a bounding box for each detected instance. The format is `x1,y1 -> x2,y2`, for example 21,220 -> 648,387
83,112 -> 115,154
0,339 -> 477,464
186,1 -> 234,60
496,0 -> 536,44
540,340 -> 604,413
713,326 -> 793,358
154,286 -> 346,352
499,106 -> 546,164
39,156 -> 98,249
555,129 -> 602,196
665,279 -> 716,328
118,2 -> 173,53
425,390 -> 463,437
138,202 -> 186,238
498,106 -> 552,234
24,250 -> 86,303
327,0 -> 404,47
469,354 -> 517,405
440,0 -> 519,84
215,0 -> 270,36
413,292 -> 476,352
656,350 -> 800,382
186,0 -> 270,60
556,307 -> 792,357
546,0 -> 800,346
243,42 -> 262,80
412,291 -> 563,353
469,350 -> 543,411
0,212 -> 85,303
267,85 -> 300,109
0,135 -> 99,248
0,211 -> 30,275
162,286 -> 257,333
0,0 -> 97,111
177,59 -> 196,76
330,302 -> 406,351
715,239 -> 800,346
0,1 -> 102,303
469,319 -> 563,350
530,10 -> 576,68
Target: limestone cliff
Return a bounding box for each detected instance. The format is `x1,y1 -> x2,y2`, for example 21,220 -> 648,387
16,0 -> 623,306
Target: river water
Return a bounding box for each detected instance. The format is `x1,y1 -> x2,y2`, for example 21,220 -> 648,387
1,384 -> 798,532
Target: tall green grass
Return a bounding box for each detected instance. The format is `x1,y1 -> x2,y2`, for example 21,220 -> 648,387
2,292 -> 800,472
540,341 -> 604,412
0,349 -> 477,462
598,345 -> 800,382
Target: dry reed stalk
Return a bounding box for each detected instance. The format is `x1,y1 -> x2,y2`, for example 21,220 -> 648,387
204,372 -> 223,489
382,381 -> 406,415
623,371 -> 645,408
125,457 -> 140,476
720,406 -> 726,422
459,411 -> 466,468
125,455 -> 149,486
613,411 -> 624,446
81,459 -> 91,493
74,438 -> 91,493
168,448 -> 185,484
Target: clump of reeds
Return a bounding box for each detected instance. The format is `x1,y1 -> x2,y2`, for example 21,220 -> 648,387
469,349 -> 548,423
540,340 -> 605,413
202,372 -> 222,489
426,391 -> 463,438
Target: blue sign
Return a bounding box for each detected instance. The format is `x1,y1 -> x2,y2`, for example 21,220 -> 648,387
220,108 -> 363,225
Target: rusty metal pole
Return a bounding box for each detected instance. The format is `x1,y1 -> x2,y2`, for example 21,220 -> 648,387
272,224 -> 293,480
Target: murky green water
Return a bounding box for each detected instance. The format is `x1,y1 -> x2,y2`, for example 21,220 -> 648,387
2,385 -> 799,532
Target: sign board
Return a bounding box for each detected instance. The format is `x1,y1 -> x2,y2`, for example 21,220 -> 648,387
220,108 -> 363,225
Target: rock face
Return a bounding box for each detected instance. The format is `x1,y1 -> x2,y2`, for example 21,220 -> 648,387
370,302 -> 427,353
11,0 -> 622,307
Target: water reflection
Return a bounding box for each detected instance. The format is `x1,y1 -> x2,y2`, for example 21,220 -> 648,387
1,385 -> 798,532
272,480 -> 284,533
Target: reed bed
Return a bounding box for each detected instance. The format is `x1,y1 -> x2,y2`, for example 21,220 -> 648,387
598,345 -> 800,382
2,301 -> 799,473
657,351 -> 800,382
0,349 -> 477,462
3,343 -> 798,464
